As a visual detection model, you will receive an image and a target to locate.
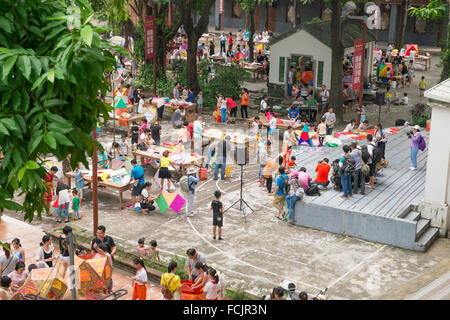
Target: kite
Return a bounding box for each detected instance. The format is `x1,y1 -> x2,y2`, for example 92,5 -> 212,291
155,192 -> 186,214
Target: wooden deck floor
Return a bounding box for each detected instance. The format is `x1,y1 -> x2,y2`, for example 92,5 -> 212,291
290,127 -> 427,219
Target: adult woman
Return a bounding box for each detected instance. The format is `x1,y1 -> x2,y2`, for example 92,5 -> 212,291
35,235 -> 57,268
8,261 -> 27,299
160,261 -> 181,300
409,125 -> 423,171
217,95 -> 227,124
11,238 -> 25,262
58,226 -> 71,278
97,147 -> 109,169
263,287 -> 284,300
285,171 -> 303,223
0,276 -> 21,300
0,243 -> 18,277
190,262 -> 208,291
374,123 -> 387,161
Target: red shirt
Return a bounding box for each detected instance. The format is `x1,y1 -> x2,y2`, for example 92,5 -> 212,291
229,36 -> 233,45
187,123 -> 194,140
315,162 -> 330,183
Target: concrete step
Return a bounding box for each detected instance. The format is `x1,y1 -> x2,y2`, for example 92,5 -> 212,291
414,227 -> 440,252
404,211 -> 421,222
415,218 -> 431,241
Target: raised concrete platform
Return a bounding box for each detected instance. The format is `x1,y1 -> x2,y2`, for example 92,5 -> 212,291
292,126 -> 439,251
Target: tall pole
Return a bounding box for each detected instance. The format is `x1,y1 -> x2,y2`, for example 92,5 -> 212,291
153,2 -> 157,96
357,22 -> 367,127
92,127 -> 98,236
68,229 -> 76,300
112,74 -> 116,158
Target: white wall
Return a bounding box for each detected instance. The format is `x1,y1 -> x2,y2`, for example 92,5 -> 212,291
269,30 -> 332,88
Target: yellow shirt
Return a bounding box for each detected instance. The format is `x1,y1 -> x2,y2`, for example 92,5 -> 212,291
419,80 -> 426,89
160,273 -> 181,292
160,156 -> 171,168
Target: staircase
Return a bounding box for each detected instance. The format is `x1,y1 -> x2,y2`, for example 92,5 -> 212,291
401,210 -> 440,252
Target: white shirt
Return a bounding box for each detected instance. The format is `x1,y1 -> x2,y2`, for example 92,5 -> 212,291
288,71 -> 293,84
269,117 -> 277,130
137,98 -> 145,114
203,281 -> 220,300
35,244 -> 55,262
135,268 -> 148,285
283,130 -> 294,146
141,188 -> 149,199
319,89 -> 329,102
140,132 -> 147,142
343,123 -> 354,133
58,188 -> 70,204
252,121 -> 259,135
402,96 -> 409,105
220,98 -> 227,110
260,100 -> 267,112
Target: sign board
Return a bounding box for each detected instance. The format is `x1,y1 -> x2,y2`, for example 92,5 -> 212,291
145,16 -> 155,60
352,39 -> 364,91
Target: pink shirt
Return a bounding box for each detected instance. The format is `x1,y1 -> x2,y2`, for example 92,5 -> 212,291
8,271 -> 27,288
298,171 -> 311,190
141,123 -> 147,134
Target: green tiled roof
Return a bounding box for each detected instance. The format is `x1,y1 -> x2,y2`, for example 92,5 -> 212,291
270,17 -> 377,49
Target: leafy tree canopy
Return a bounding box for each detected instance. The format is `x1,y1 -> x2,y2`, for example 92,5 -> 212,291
0,0 -> 122,221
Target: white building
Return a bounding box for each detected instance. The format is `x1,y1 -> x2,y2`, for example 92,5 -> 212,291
268,18 -> 376,97
420,78 -> 450,237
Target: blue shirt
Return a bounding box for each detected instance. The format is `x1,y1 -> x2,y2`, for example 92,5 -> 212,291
188,174 -> 200,192
187,93 -> 195,103
131,165 -> 145,185
276,174 -> 288,196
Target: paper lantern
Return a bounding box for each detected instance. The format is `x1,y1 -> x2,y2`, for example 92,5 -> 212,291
21,268 -> 67,300
75,254 -> 112,294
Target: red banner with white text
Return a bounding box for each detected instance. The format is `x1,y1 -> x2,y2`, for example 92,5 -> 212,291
145,16 -> 155,60
352,39 -> 364,92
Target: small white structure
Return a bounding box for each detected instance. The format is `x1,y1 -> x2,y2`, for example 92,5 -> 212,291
268,18 -> 376,97
420,78 -> 450,237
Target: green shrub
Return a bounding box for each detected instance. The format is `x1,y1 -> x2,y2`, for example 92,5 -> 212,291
410,102 -> 430,127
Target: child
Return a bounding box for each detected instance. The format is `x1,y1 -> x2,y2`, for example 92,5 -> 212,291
119,134 -> 129,157
203,268 -> 221,300
132,257 -> 148,300
149,240 -> 160,263
331,159 -> 342,191
317,117 -> 327,146
358,120 -> 369,130
385,87 -> 392,112
419,76 -> 426,97
72,189 -> 81,220
287,156 -> 297,172
159,150 -> 173,192
358,105 -> 367,123
211,191 -> 224,240
252,116 -> 260,136
268,113 -> 277,141
390,78 -> 397,97
11,238 -> 25,262
137,237 -> 149,256
140,118 -> 148,134
197,90 -> 203,114
401,92 -> 409,105
130,121 -> 140,147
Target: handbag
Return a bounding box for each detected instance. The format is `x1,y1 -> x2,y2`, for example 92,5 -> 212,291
361,161 -> 370,176
161,274 -> 176,300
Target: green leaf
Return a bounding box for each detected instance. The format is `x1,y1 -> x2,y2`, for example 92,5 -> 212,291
1,118 -> 19,132
28,25 -> 45,38
12,90 -> 21,110
2,56 -> 18,80
31,73 -> 47,90
44,26 -> 65,42
25,160 -> 40,170
0,199 -> 23,211
1,90 -> 12,106
14,115 -> 26,133
51,131 -> 74,146
43,133 -> 57,149
18,167 -> 26,182
28,134 -> 43,154
0,17 -> 12,33
17,56 -> 32,81
21,91 -> 30,112
81,25 -> 93,47
29,56 -> 42,76
44,99 -> 67,108
0,122 -> 9,136
46,70 -> 55,83
48,113 -> 70,124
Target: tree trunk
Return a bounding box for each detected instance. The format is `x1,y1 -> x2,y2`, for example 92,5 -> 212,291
186,33 -> 201,93
249,5 -> 256,63
395,0 -> 411,50
295,0 -> 301,27
329,0 -> 344,124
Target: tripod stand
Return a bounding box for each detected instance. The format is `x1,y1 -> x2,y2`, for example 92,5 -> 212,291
223,164 -> 254,223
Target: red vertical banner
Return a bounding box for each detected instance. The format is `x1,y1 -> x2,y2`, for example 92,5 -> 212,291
218,0 -> 224,14
145,16 -> 155,60
167,2 -> 172,26
352,39 -> 364,92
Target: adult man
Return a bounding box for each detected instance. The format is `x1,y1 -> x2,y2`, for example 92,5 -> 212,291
172,82 -> 180,100
214,135 -> 232,181
305,94 -> 318,121
185,167 -> 200,217
297,167 -> 312,191
186,248 -> 207,282
287,66 -> 294,97
283,126 -> 297,150
323,107 -> 336,136
350,142 -> 365,195
171,106 -> 184,129
56,180 -> 71,223
273,167 -> 288,219
314,158 -> 330,188
193,116 -> 203,155
150,120 -> 162,146
318,85 -> 329,114
343,85 -> 356,109
130,159 -> 145,206
339,145 -> 354,199
91,225 -> 117,259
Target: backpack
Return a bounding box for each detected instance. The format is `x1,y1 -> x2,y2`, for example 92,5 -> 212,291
371,143 -> 382,164
418,134 -> 426,151
161,274 -> 176,300
281,176 -> 290,194
180,175 -> 196,192
361,146 -> 370,163
137,142 -> 148,151
344,155 -> 356,173
305,184 -> 320,196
